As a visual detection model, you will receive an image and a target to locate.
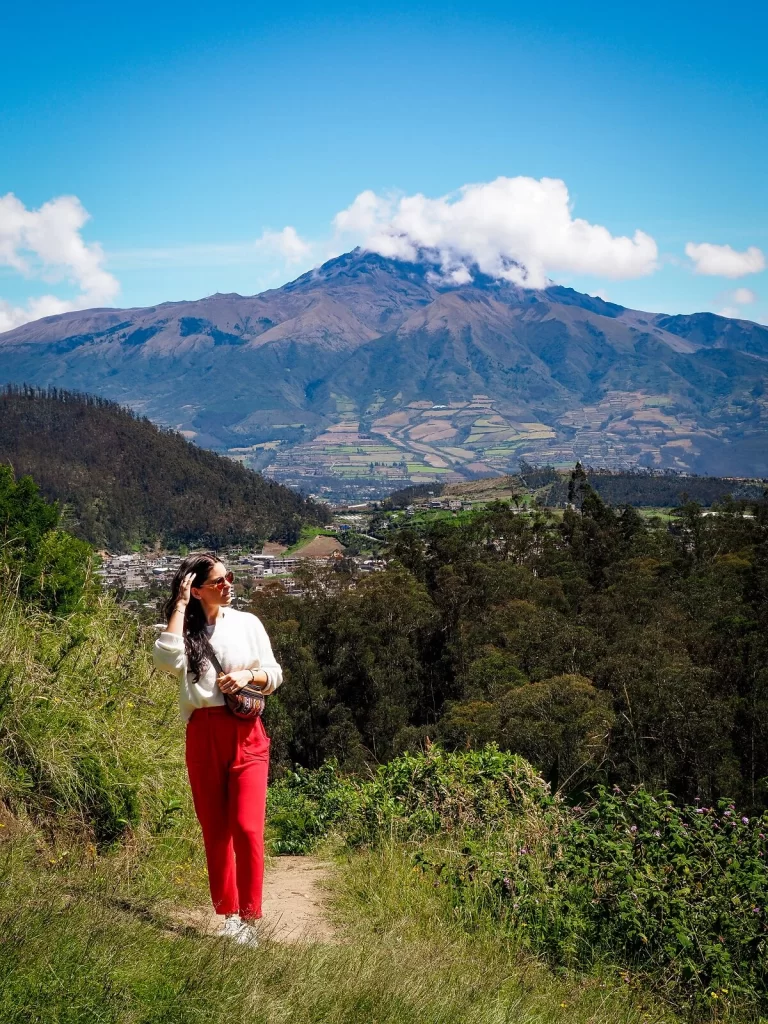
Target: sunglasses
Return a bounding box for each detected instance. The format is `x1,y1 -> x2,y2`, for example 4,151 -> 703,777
199,570 -> 234,590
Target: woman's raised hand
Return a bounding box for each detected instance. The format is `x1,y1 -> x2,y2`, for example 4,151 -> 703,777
177,571 -> 196,609
166,572 -> 195,636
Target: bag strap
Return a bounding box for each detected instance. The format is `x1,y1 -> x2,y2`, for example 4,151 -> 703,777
207,647 -> 224,675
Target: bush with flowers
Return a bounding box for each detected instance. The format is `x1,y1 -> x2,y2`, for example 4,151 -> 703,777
435,785 -> 768,1015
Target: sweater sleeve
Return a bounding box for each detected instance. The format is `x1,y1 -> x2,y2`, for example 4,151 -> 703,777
252,616 -> 283,695
153,630 -> 187,677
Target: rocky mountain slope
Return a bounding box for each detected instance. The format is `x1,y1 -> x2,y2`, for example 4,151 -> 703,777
1,249 -> 767,492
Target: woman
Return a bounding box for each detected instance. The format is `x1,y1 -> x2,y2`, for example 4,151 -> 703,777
153,552 -> 282,947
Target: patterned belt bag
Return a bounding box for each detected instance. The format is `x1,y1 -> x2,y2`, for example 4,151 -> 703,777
209,650 -> 266,720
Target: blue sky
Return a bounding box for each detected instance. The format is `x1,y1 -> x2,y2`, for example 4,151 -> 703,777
1,0 -> 767,326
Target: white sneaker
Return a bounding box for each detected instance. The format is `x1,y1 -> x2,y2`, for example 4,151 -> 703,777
215,915 -> 242,937
232,922 -> 259,948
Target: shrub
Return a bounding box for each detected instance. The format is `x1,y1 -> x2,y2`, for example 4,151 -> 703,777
267,761 -> 357,854
438,786 -> 768,1015
266,745 -> 551,853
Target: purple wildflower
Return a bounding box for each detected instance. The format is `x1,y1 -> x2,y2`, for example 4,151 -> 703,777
742,817 -> 750,825
724,810 -> 732,817
630,825 -> 638,834
695,808 -> 705,814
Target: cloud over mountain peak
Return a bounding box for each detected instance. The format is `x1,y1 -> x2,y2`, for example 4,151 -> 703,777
333,176 -> 659,289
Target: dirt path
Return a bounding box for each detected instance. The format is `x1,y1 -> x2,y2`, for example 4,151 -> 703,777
174,856 -> 337,944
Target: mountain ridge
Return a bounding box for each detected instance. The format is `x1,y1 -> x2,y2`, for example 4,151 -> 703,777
1,249 -> 767,493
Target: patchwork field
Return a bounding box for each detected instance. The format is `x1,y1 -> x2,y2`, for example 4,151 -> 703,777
230,390 -> 726,499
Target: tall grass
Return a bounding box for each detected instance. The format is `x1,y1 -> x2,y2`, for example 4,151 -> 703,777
0,591 -> 190,844
0,833 -> 254,1024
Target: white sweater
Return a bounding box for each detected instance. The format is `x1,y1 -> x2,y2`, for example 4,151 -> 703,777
153,607 -> 283,721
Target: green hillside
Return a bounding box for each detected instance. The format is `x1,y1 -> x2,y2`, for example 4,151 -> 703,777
3,471 -> 768,1020
0,385 -> 330,550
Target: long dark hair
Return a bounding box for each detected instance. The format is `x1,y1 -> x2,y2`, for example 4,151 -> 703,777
163,553 -> 219,682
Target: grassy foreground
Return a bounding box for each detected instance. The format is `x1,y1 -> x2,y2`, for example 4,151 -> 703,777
0,823 -> 679,1024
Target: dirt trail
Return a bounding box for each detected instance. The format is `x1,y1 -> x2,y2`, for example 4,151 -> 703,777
175,856 -> 337,944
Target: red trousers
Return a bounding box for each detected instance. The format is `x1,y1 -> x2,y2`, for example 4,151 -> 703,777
185,706 -> 270,918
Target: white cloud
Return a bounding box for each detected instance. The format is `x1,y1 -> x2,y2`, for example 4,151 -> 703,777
685,241 -> 766,278
333,190 -> 397,238
717,287 -> 759,319
255,226 -> 312,264
332,177 -> 658,289
0,193 -> 119,332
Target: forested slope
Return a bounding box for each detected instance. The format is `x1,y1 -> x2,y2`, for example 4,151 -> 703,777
0,385 -> 330,550
256,489 -> 768,813
530,464 -> 768,507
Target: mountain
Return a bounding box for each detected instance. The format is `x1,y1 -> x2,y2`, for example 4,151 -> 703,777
1,249 -> 767,495
0,386 -> 330,550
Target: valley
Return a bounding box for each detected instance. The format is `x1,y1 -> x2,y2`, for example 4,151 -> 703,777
243,390 -> 737,501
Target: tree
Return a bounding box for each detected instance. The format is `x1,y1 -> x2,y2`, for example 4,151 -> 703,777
25,529 -> 93,613
0,465 -> 92,613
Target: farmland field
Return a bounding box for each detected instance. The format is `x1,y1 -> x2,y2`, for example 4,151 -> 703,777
231,389 -> 716,500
